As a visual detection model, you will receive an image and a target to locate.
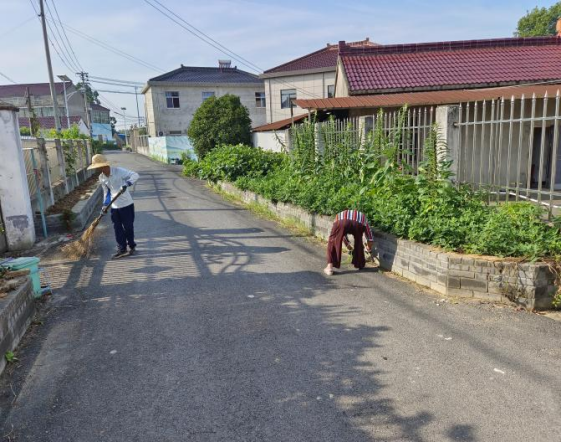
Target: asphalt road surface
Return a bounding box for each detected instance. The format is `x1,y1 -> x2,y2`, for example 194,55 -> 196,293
1,151 -> 560,441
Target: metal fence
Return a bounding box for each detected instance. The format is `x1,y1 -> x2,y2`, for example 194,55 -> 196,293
20,137 -> 93,236
456,91 -> 561,216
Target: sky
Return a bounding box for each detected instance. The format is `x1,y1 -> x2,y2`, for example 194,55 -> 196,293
0,0 -> 555,129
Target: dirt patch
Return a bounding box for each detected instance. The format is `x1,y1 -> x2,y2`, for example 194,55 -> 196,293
46,175 -> 99,215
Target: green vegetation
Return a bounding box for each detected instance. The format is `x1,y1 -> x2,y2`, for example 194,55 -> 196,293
516,2 -> 561,36
184,109 -> 561,262
187,94 -> 251,159
19,126 -> 31,136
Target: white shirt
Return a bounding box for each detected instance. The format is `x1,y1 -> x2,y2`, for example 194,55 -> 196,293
99,166 -> 139,209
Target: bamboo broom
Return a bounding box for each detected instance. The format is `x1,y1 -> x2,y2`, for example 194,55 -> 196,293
61,188 -> 126,259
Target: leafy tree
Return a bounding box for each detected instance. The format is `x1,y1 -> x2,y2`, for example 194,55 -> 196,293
76,82 -> 100,105
516,2 -> 561,36
110,116 -> 117,135
187,94 -> 251,158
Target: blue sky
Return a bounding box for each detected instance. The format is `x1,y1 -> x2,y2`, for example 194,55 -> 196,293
0,0 -> 555,128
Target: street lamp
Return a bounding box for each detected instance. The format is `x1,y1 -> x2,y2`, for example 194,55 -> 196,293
58,74 -> 71,128
121,107 -> 128,146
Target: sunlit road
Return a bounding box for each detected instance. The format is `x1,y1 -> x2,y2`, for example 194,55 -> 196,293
1,151 -> 560,441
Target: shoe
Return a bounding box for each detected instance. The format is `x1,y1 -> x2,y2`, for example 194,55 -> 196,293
323,267 -> 334,276
112,249 -> 128,259
128,247 -> 136,256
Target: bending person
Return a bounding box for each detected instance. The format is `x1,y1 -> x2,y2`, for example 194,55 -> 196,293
324,209 -> 374,276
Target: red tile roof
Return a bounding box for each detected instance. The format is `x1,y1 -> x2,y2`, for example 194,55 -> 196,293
0,82 -> 70,98
263,39 -> 376,75
294,83 -> 561,110
252,113 -> 308,132
19,115 -> 83,130
339,36 -> 561,94
91,103 -> 110,112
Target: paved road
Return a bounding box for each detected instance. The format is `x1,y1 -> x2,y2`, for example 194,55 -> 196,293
1,151 -> 560,441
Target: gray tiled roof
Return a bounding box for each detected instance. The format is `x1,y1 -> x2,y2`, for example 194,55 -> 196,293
149,66 -> 263,84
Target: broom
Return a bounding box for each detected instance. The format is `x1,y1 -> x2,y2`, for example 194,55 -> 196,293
61,188 -> 126,259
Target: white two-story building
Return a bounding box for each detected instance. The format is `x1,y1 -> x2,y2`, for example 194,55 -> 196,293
142,61 -> 266,137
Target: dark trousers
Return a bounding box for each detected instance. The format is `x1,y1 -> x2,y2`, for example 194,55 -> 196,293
327,219 -> 366,269
111,204 -> 136,252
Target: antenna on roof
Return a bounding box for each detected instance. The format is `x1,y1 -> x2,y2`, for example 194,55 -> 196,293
219,59 -> 232,71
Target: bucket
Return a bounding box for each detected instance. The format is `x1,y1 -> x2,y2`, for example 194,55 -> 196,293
2,257 -> 41,298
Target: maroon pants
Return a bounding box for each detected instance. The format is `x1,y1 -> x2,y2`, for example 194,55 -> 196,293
327,219 -> 366,269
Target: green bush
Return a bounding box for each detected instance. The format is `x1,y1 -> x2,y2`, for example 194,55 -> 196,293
194,144 -> 284,182
187,95 -> 251,158
183,110 -> 561,260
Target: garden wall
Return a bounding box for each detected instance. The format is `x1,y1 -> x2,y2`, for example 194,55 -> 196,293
218,181 -> 557,311
0,279 -> 35,375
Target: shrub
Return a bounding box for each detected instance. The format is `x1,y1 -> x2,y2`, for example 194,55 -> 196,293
196,144 -> 284,182
187,95 -> 251,158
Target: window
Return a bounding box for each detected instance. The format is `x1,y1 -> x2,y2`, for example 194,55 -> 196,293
255,92 -> 266,108
202,91 -> 215,101
280,89 -> 296,109
169,130 -> 183,135
166,91 -> 180,108
327,85 -> 335,98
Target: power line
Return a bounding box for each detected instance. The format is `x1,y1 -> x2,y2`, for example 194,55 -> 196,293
48,0 -> 84,71
89,79 -> 143,88
47,17 -> 164,73
0,16 -> 36,39
96,89 -> 139,95
89,75 -> 144,86
143,0 -> 261,73
142,0 -> 318,99
0,71 -> 17,84
28,0 -> 75,72
44,0 -> 81,72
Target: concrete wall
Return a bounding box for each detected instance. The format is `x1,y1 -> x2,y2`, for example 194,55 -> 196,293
0,279 -> 35,375
138,136 -> 197,163
264,70 -> 336,123
252,130 -> 288,152
144,84 -> 266,137
0,106 -> 36,250
218,181 -> 557,310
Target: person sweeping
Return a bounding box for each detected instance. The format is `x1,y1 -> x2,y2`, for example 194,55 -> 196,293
324,209 -> 374,276
87,154 -> 139,259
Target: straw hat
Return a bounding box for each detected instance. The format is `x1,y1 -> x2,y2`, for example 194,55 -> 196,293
87,154 -> 111,170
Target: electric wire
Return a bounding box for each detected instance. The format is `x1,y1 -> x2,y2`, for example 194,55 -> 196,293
48,0 -> 84,71
0,71 -> 17,84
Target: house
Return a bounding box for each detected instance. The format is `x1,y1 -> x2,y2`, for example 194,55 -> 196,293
91,103 -> 114,141
19,116 -> 89,136
291,34 -> 561,211
142,60 -> 266,137
0,82 -> 88,134
259,39 -> 376,124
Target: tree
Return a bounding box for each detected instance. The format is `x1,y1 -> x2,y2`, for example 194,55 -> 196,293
110,116 -> 117,135
187,94 -> 251,158
76,82 -> 100,105
516,2 -> 561,37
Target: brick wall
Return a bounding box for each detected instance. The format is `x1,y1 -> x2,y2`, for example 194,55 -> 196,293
219,181 -> 557,310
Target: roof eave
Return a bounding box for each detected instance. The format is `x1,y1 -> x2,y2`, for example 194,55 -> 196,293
144,80 -> 264,89
348,80 -> 561,96
260,66 -> 335,79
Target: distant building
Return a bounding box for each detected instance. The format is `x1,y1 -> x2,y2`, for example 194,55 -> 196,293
259,39 -> 376,124
0,82 -> 88,134
91,103 -> 113,141
142,60 -> 266,137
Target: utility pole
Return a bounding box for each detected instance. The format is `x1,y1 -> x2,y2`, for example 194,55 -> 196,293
121,107 -> 128,146
39,0 -> 61,132
134,87 -> 141,127
77,71 -> 92,138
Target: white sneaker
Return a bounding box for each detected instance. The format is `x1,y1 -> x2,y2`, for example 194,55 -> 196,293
323,267 -> 334,276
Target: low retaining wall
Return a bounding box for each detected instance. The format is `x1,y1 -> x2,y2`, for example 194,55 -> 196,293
38,185 -> 102,235
0,279 -> 35,375
218,181 -> 557,310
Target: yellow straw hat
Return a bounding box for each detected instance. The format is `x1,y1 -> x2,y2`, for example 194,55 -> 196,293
87,154 -> 111,170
